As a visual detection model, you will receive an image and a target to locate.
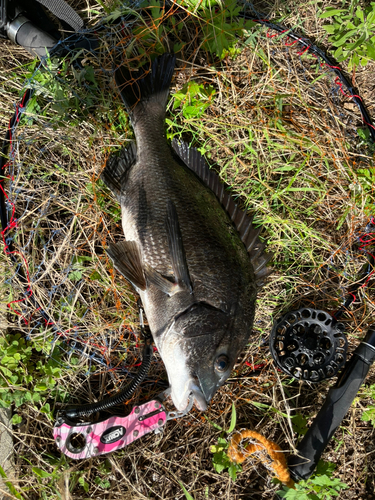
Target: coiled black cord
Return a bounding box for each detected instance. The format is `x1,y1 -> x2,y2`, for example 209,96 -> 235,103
64,339 -> 153,420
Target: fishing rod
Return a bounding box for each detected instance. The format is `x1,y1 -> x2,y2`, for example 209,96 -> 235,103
288,325 -> 375,481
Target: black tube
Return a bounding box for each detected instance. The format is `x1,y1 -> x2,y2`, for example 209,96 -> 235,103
13,20 -> 57,58
64,342 -> 153,420
288,327 -> 375,481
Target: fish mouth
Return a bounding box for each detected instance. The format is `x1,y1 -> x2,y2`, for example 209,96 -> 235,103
189,381 -> 208,411
172,379 -> 208,412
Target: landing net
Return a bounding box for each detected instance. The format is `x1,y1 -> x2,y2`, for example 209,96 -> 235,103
1,0 -> 374,408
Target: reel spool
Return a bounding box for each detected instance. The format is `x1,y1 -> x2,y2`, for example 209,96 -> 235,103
269,308 -> 348,382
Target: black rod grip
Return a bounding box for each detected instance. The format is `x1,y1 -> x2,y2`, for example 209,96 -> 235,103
288,327 -> 375,481
15,21 -> 57,58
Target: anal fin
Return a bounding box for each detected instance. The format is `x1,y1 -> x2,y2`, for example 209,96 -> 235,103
107,240 -> 146,290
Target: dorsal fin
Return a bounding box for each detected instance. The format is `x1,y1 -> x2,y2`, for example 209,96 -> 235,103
171,139 -> 272,286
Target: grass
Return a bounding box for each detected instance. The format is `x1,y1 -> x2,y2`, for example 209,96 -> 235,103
0,0 -> 375,498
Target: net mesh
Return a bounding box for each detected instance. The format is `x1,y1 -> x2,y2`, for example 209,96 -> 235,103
1,0 -> 374,400
0,2 -> 375,494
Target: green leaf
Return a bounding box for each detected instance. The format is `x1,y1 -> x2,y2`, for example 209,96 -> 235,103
0,366 -> 13,378
365,43 -> 375,60
89,270 -> 102,281
32,467 -> 51,478
205,417 -> 223,431
40,403 -> 51,415
315,460 -> 336,476
362,408 -> 375,423
68,269 -> 83,281
227,403 -> 237,433
346,33 -> 367,51
276,485 -> 310,499
217,436 -> 228,446
367,10 -> 375,25
322,24 -> 336,34
332,29 -> 360,47
319,9 -> 346,19
35,383 -> 48,392
352,52 -> 360,67
334,47 -> 343,58
356,8 -> 364,21
312,475 -> 333,486
179,481 -> 195,500
250,401 -> 270,410
78,476 -> 90,493
291,414 -> 308,435
210,444 -> 226,453
11,414 -> 23,425
213,460 -> 226,473
24,392 -> 33,402
32,392 -> 41,403
228,464 -> 238,481
312,475 -> 348,490
0,464 -> 24,499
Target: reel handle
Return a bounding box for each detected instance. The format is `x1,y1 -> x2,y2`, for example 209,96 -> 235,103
288,327 -> 375,481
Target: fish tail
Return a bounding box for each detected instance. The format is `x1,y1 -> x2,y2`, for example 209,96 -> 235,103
115,53 -> 176,120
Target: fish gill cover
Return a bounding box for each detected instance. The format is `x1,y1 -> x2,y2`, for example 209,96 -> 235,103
0,0 -> 375,498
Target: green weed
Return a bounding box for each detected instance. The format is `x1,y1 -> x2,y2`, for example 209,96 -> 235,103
185,0 -> 255,59
179,481 -> 196,500
277,461 -> 348,499
208,403 -> 242,481
319,1 -> 375,69
130,0 -> 257,60
172,82 -> 216,119
30,456 -> 97,499
0,333 -> 64,409
359,384 -> 375,426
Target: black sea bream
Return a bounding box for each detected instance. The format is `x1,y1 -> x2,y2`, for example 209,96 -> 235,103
102,53 -> 271,411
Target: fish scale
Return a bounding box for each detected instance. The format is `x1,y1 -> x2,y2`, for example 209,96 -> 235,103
102,53 -> 271,411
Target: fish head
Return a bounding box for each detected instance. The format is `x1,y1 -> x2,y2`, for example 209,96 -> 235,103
159,302 -> 250,411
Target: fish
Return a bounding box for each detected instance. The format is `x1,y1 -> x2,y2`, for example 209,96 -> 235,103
101,53 -> 272,411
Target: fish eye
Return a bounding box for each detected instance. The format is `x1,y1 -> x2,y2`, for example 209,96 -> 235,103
215,354 -> 229,373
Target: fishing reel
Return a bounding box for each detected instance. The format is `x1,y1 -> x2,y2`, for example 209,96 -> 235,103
269,307 -> 347,382
270,224 -> 375,383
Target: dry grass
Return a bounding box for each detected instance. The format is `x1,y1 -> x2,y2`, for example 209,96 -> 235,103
1,0 -> 375,498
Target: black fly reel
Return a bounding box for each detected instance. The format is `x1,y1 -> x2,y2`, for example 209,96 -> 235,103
269,308 -> 348,382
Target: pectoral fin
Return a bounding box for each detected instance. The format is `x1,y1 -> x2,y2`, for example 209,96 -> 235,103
144,265 -> 183,296
106,240 -> 146,290
165,200 -> 192,293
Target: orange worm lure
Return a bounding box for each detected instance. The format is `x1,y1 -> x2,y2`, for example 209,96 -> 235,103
227,429 -> 294,488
